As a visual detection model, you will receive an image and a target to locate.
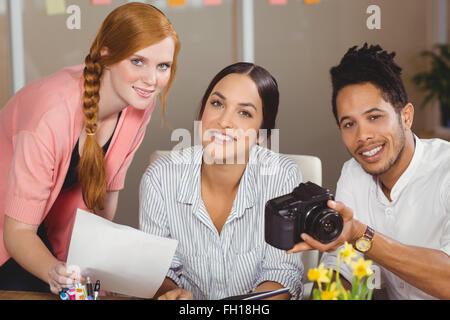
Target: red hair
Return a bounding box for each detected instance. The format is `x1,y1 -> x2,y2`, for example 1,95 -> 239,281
80,3 -> 180,212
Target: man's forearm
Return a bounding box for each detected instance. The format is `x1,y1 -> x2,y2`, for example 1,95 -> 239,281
366,231 -> 450,299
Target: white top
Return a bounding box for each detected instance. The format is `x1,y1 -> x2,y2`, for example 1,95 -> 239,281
321,136 -> 450,300
139,145 -> 304,300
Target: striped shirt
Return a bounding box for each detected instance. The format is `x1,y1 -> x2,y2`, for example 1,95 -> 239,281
139,145 -> 304,300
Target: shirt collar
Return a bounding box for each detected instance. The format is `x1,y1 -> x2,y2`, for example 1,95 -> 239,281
176,145 -> 258,212
176,145 -> 203,205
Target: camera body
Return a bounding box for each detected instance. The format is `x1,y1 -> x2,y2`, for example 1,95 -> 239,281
265,182 -> 343,250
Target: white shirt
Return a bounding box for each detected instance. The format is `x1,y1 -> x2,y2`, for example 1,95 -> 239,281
139,145 -> 304,300
321,136 -> 450,300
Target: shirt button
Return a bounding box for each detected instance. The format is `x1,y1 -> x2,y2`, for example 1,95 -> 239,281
385,208 -> 393,215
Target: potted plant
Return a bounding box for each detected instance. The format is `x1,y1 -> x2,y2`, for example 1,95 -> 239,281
412,43 -> 450,132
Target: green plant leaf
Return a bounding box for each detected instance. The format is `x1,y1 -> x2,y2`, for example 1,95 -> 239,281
413,43 -> 450,108
367,288 -> 374,300
351,276 -> 359,297
360,278 -> 368,299
313,288 -> 321,300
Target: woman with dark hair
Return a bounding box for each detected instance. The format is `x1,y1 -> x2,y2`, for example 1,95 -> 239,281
139,62 -> 304,300
0,3 -> 180,294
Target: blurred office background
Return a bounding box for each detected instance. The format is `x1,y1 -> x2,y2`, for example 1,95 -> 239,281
0,0 -> 449,228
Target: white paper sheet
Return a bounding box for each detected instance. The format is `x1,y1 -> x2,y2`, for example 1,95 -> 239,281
67,209 -> 178,299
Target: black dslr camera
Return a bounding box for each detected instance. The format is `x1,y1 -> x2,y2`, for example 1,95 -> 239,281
265,182 -> 343,250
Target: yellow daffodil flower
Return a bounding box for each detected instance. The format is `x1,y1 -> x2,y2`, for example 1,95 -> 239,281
307,263 -> 330,286
320,282 -> 339,300
339,241 -> 357,264
350,257 -> 374,280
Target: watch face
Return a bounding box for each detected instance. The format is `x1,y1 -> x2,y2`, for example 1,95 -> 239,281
356,238 -> 371,252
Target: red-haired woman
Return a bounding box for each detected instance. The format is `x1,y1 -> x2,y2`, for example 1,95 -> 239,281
0,3 -> 180,295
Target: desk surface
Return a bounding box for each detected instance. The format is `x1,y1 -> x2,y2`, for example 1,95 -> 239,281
0,290 -> 133,300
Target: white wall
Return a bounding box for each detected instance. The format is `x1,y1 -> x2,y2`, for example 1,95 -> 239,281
0,0 -> 5,14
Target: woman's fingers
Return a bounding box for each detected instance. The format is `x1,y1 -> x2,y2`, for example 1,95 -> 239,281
49,262 -> 83,294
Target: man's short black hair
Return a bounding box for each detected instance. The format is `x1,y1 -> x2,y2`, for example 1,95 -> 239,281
330,43 -> 408,125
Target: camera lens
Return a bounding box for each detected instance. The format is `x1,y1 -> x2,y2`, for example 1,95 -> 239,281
304,207 -> 343,244
322,219 -> 335,233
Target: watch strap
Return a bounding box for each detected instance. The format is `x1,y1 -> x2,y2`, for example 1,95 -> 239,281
363,225 -> 375,241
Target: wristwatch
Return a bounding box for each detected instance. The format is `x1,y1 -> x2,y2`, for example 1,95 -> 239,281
355,225 -> 375,253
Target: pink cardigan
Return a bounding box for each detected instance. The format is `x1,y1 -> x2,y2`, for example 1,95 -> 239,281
0,65 -> 154,264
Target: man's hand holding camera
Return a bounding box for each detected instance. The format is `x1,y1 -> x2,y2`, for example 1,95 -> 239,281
265,182 -> 364,253
286,200 -> 366,254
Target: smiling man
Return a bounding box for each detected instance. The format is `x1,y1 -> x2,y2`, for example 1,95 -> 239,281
289,44 -> 450,299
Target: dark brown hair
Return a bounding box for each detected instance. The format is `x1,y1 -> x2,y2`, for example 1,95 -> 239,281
198,62 -> 279,137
